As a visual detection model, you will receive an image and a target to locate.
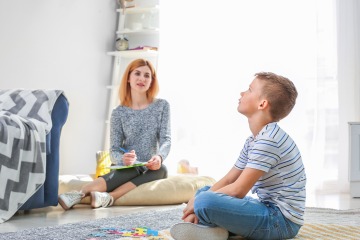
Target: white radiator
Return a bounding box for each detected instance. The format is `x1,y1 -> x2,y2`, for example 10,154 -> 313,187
349,122 -> 360,197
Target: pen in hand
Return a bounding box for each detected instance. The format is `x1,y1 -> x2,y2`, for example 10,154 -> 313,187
120,147 -> 140,166
119,147 -> 129,153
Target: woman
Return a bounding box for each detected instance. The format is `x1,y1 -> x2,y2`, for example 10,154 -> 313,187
58,59 -> 171,210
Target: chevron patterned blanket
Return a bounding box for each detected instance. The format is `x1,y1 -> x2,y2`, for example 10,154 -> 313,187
0,89 -> 63,223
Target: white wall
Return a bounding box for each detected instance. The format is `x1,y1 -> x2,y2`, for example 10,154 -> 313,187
0,0 -> 117,175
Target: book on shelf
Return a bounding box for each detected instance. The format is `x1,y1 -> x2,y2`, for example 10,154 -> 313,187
128,46 -> 158,51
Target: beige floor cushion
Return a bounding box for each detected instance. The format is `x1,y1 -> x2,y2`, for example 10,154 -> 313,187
59,174 -> 216,206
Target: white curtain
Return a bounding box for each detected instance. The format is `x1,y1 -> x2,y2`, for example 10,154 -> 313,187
157,0 -> 352,194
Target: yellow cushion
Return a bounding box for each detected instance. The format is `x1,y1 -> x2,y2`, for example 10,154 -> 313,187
58,174 -> 216,205
95,151 -> 111,178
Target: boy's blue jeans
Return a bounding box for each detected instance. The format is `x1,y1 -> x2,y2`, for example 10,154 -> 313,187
193,186 -> 301,240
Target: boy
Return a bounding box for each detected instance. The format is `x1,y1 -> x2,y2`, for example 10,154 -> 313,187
170,72 -> 306,240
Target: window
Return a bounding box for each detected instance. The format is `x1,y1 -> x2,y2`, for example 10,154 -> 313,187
158,0 -> 338,193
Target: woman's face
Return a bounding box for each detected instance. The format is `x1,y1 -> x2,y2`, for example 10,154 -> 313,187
128,65 -> 152,93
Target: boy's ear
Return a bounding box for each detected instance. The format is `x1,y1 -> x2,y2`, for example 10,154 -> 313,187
258,99 -> 269,110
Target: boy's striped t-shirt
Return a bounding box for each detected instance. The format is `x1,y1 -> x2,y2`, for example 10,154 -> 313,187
235,122 -> 306,225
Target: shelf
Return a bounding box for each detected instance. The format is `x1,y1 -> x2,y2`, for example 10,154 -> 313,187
116,28 -> 159,35
117,6 -> 159,14
104,0 -> 160,151
107,50 -> 158,58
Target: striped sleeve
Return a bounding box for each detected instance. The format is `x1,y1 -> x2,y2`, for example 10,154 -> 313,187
234,122 -> 306,225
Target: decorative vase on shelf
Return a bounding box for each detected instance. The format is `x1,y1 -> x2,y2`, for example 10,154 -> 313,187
115,36 -> 129,51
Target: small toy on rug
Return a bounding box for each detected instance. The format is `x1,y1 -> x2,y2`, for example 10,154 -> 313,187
177,159 -> 198,175
88,226 -> 171,239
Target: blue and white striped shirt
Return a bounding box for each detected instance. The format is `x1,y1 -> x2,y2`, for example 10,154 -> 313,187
235,122 -> 306,225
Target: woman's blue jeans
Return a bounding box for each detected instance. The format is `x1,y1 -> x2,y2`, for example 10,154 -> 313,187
193,186 -> 301,240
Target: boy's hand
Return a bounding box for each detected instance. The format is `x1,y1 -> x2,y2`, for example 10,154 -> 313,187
122,150 -> 137,166
182,197 -> 195,220
183,213 -> 198,224
146,155 -> 162,170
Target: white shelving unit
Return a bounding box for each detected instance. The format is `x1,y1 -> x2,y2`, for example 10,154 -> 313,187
116,6 -> 159,34
116,1 -> 159,50
104,0 -> 159,150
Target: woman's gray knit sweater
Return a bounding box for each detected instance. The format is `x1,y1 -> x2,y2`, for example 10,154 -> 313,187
109,98 -> 171,165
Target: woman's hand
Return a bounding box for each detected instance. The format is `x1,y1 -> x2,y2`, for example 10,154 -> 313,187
122,150 -> 137,166
146,155 -> 162,170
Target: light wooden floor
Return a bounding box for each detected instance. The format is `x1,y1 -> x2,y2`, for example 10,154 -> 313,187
1,192 -> 359,233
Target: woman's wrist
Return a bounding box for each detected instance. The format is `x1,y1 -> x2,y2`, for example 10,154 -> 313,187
157,155 -> 163,163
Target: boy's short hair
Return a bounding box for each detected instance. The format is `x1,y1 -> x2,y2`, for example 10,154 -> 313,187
255,72 -> 298,121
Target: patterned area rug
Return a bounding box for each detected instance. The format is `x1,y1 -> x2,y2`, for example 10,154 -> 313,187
130,207 -> 360,240
295,224 -> 360,239
293,208 -> 360,240
0,206 -> 359,240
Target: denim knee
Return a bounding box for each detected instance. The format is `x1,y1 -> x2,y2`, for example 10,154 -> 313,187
195,185 -> 211,197
194,191 -> 219,226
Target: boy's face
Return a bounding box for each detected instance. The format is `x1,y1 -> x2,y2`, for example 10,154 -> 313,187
237,77 -> 264,117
